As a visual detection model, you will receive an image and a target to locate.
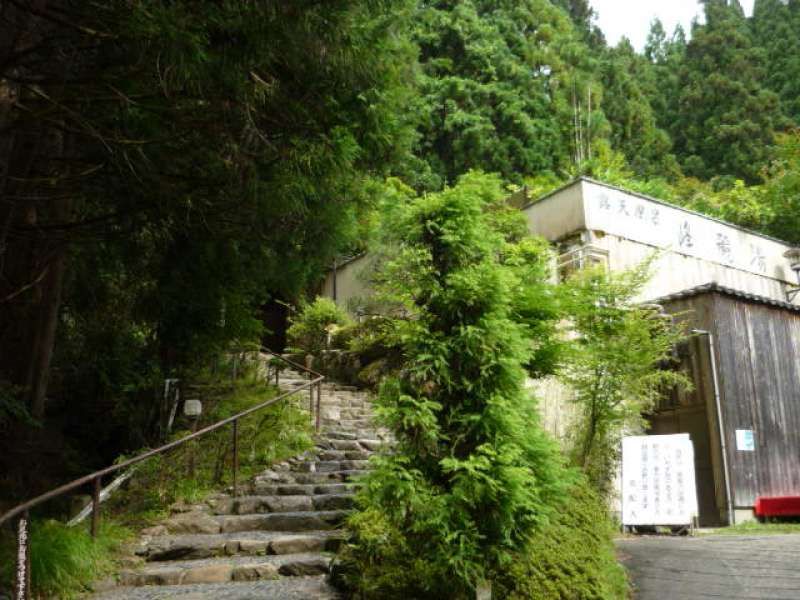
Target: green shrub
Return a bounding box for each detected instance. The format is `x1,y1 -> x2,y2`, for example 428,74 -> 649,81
335,479 -> 627,600
0,519 -> 131,599
336,173 -> 572,598
494,480 -> 628,600
287,297 -> 353,356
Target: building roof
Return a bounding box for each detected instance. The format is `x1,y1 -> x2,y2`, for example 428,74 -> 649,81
525,177 -> 795,248
655,281 -> 800,313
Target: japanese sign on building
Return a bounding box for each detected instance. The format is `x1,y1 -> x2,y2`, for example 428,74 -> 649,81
621,434 -> 699,526
584,183 -> 794,283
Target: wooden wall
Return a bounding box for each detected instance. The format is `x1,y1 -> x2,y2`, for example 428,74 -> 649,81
664,291 -> 800,511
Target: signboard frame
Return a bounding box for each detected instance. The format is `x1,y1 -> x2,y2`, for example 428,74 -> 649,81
621,434 -> 699,528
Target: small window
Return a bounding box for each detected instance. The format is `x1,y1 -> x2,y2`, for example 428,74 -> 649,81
556,245 -> 609,281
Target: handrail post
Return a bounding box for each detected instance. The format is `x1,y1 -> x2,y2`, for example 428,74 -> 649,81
91,476 -> 101,538
309,383 -> 314,425
316,381 -> 322,433
14,510 -> 31,600
232,419 -> 239,497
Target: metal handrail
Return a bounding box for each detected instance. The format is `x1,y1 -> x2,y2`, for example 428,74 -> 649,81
2,347 -> 324,600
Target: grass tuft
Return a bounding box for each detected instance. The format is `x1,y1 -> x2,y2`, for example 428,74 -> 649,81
0,519 -> 131,599
702,519 -> 800,536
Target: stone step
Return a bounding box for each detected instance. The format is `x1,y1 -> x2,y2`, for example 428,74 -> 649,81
253,467 -> 370,485
326,402 -> 368,410
332,418 -> 374,428
135,530 -> 345,562
213,494 -> 354,515
356,439 -> 385,451
287,470 -> 370,485
250,482 -> 359,496
215,510 -> 349,533
318,431 -> 358,441
324,430 -> 391,441
303,460 -> 371,473
118,552 -> 332,586
315,449 -> 372,461
93,576 -> 339,599
319,410 -> 375,420
316,438 -> 367,451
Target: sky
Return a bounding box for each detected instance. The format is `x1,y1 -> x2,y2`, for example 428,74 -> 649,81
593,0 -> 755,51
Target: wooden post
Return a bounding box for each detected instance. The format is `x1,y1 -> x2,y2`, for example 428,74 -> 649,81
14,511 -> 30,600
309,383 -> 314,424
91,476 -> 101,538
316,381 -> 322,433
232,419 -> 239,497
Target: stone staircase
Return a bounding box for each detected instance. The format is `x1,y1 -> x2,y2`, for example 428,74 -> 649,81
93,367 -> 388,599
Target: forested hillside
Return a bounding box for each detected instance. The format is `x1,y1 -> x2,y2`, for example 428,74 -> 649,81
408,0 -> 800,245
2,0 -> 799,503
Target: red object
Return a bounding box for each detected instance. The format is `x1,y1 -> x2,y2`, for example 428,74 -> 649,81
754,496 -> 800,517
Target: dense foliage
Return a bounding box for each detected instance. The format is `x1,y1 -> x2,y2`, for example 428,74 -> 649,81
0,0 -> 415,497
411,0 -> 594,188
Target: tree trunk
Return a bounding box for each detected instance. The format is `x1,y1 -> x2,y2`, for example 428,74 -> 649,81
26,243 -> 68,419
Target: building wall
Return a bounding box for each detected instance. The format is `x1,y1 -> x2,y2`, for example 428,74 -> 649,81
710,294 -> 800,508
321,255 -> 373,313
521,181 -> 586,241
593,234 -> 789,302
661,292 -> 800,516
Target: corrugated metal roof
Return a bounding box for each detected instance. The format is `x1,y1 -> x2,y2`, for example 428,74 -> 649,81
655,281 -> 800,313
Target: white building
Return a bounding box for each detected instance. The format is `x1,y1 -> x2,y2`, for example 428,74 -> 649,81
323,178 -> 798,310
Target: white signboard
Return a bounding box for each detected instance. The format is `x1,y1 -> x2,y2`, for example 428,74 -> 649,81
583,182 -> 794,283
736,429 -> 755,451
622,434 -> 699,526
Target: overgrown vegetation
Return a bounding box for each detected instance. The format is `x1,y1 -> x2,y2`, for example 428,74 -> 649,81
5,0 -> 800,595
334,173 -> 622,598
5,0 -> 800,507
0,0 -> 416,500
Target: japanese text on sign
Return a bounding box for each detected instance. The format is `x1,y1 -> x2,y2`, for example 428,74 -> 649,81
622,434 -> 698,526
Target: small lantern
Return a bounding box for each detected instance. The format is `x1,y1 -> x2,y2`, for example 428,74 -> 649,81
183,398 -> 202,418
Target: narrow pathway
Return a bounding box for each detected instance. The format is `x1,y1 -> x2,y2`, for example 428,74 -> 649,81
617,534 -> 800,600
94,367 -> 387,599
